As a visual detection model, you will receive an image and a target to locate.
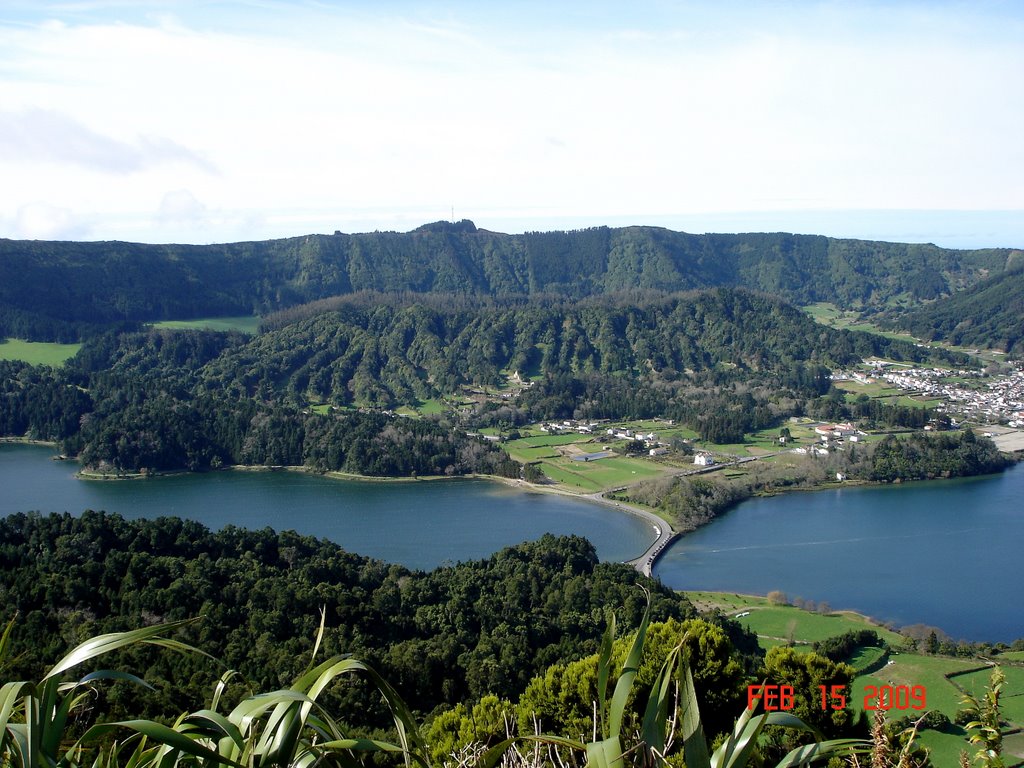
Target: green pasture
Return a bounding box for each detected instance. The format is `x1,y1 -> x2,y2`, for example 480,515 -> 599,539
683,591 -> 770,613
951,664 -> 1024,724
396,398 -> 446,417
850,653 -> 1009,765
889,395 -> 945,409
505,431 -> 671,492
914,728 -> 972,767
504,433 -> 587,463
309,403 -> 358,415
536,463 -> 604,492
855,654 -> 983,717
738,605 -> 903,646
845,323 -> 919,343
514,446 -> 560,461
151,316 -> 261,334
0,339 -> 81,366
846,645 -> 888,674
802,302 -> 849,324
996,650 -> 1024,662
537,454 -> 663,491
833,380 -> 904,399
684,592 -> 902,647
513,433 -> 589,448
1002,730 -> 1024,765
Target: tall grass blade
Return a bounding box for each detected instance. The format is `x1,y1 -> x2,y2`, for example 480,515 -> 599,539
608,602 -> 650,738
681,657 -> 711,768
83,720 -> 247,768
44,619 -> 198,680
596,613 -> 615,740
640,640 -> 683,759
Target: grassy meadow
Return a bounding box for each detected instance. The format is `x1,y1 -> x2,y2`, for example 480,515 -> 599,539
150,316 -> 261,334
0,339 -> 82,366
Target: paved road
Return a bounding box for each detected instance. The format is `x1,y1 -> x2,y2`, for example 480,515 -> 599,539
579,491 -> 678,577
515,449 -> 785,577
607,451 -> 785,576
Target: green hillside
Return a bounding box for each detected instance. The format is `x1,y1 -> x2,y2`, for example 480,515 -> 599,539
0,223 -> 1014,341
888,265 -> 1024,352
204,289 -> 950,408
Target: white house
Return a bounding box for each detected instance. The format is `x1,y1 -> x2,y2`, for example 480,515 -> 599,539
694,452 -> 715,466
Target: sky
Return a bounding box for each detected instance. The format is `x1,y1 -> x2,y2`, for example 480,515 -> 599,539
1,0 -> 1022,247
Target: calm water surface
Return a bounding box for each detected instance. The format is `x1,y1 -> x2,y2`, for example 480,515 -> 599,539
4,443 -> 1022,641
0,444 -> 655,570
655,463 -> 1024,641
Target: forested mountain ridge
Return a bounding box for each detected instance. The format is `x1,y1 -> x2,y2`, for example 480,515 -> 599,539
205,289 -> 953,408
1,222 -> 1015,340
884,265 -> 1024,353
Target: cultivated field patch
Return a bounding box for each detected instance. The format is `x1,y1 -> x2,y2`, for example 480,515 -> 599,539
0,339 -> 82,366
151,316 -> 261,334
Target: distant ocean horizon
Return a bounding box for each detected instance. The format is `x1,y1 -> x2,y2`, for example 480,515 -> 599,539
485,209 -> 1024,251
46,208 -> 1023,251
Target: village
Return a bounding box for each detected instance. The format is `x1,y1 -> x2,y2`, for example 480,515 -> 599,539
843,360 -> 1024,426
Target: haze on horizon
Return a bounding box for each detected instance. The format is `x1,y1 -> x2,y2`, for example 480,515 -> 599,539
0,0 -> 1022,249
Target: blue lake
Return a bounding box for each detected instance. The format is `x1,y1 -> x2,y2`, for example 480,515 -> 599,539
654,463 -> 1024,642
2,443 -> 1022,641
0,443 -> 655,570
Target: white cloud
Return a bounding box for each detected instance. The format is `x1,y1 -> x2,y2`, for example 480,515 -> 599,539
13,202 -> 88,240
0,2 -> 1021,245
157,188 -> 207,224
0,108 -> 215,173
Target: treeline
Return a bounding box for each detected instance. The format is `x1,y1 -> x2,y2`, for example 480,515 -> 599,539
886,265 -> 1024,353
868,430 -> 1013,481
0,226 -> 1012,340
0,290 -> 970,470
1,512 -> 875,764
0,331 -> 517,476
0,515 -> 697,729
620,432 -> 1012,530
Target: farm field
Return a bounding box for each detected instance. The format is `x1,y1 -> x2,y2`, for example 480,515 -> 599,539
854,653 -> 983,717
951,664 -> 1024,724
150,316 -> 261,333
396,398 -> 446,417
737,605 -> 903,646
853,654 -> 1023,767
504,431 -> 666,491
0,339 -> 81,366
685,591 -> 1021,765
683,591 -> 902,646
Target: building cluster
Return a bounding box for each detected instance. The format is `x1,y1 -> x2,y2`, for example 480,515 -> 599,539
876,364 -> 1024,425
538,419 -> 598,434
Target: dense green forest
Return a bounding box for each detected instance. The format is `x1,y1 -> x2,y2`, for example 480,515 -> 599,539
0,223 -> 1015,341
3,513 -> 883,766
885,266 -> 1024,353
209,289 -> 953,406
0,516 -> 717,727
0,289 -> 967,472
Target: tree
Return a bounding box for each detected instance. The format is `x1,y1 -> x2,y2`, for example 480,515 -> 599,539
756,646 -> 858,761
